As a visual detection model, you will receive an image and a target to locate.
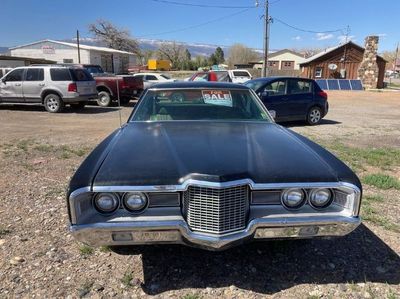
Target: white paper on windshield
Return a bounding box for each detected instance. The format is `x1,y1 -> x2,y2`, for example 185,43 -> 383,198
202,90 -> 233,107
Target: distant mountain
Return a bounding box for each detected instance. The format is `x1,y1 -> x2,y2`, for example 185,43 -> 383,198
0,47 -> 9,54
1,37 -> 265,58
62,37 -> 264,57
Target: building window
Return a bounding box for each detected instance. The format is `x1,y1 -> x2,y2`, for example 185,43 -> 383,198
315,67 -> 323,78
281,60 -> 294,70
63,59 -> 73,63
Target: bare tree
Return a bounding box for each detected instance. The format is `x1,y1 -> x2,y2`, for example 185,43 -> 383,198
156,42 -> 185,69
227,44 -> 260,68
88,19 -> 140,54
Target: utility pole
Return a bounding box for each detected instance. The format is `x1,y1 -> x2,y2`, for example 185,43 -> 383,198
76,30 -> 81,63
262,0 -> 270,77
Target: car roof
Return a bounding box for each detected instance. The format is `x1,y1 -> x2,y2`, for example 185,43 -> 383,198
248,76 -> 314,82
148,81 -> 249,90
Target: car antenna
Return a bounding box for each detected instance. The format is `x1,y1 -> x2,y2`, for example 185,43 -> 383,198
116,76 -> 122,127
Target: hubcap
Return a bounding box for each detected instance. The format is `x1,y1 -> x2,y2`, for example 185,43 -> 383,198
100,94 -> 109,104
309,109 -> 321,123
47,97 -> 58,111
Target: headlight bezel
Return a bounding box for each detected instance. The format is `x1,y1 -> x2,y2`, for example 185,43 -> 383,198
93,192 -> 120,214
122,192 -> 149,214
281,188 -> 307,210
308,188 -> 333,210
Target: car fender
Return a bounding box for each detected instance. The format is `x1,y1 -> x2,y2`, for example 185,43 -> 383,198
40,88 -> 64,103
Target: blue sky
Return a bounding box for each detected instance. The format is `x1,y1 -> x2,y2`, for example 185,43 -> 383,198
0,0 -> 398,52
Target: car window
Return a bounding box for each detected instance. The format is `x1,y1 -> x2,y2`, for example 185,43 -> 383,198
288,79 -> 312,94
160,74 -> 171,79
215,72 -> 231,82
70,68 -> 93,81
25,68 -> 44,81
134,74 -> 144,80
233,71 -> 251,77
244,80 -> 266,92
193,73 -> 208,81
84,65 -> 104,74
132,89 -> 271,122
50,68 -> 72,81
146,75 -> 158,80
5,69 -> 24,81
263,80 -> 286,96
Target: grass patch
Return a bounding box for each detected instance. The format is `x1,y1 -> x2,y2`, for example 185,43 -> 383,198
79,244 -> 94,256
361,201 -> 400,232
0,227 -> 11,237
324,143 -> 400,172
362,174 -> 400,190
121,271 -> 134,287
34,144 -> 55,153
363,194 -> 385,203
99,246 -> 111,253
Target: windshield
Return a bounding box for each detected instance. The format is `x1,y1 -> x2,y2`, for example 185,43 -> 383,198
244,80 -> 268,92
131,88 -> 271,122
84,65 -> 104,74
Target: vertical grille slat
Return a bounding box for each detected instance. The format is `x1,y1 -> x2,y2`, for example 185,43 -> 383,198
183,185 -> 249,234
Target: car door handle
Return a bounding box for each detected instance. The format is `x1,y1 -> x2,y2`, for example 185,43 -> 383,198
15,83 -> 21,86
38,83 -> 45,86
281,97 -> 289,100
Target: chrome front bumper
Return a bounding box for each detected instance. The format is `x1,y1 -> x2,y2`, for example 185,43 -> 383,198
70,215 -> 361,250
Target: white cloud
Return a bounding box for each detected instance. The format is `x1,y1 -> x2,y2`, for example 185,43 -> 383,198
292,36 -> 302,41
316,33 -> 334,40
337,35 -> 356,43
377,33 -> 387,37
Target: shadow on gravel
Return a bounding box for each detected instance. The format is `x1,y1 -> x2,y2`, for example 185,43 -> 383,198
114,224 -> 400,295
282,119 -> 341,128
0,104 -> 119,114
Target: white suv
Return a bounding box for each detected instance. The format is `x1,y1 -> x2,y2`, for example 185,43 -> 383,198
228,69 -> 252,84
0,65 -> 97,113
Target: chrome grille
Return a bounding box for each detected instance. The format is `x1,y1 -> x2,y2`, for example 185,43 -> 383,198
183,185 -> 249,234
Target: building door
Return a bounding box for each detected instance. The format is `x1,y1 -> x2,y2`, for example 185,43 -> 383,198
101,54 -> 113,73
0,68 -> 25,102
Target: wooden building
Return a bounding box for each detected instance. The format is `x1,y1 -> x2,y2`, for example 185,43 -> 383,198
300,41 -> 386,88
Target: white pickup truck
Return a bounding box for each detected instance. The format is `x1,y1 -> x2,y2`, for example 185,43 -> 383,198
227,69 -> 252,84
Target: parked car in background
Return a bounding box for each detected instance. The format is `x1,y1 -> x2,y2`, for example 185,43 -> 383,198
228,69 -> 252,83
189,70 -> 231,82
66,64 -> 144,107
132,72 -> 176,90
0,65 -> 96,113
245,77 -> 329,125
68,81 -> 361,251
0,68 -> 12,78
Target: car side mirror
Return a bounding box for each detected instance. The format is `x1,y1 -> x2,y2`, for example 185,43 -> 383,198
1,78 -> 6,84
269,110 -> 276,119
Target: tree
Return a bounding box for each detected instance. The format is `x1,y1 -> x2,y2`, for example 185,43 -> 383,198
156,42 -> 185,69
227,43 -> 260,68
88,19 -> 140,54
139,49 -> 155,65
214,47 -> 225,64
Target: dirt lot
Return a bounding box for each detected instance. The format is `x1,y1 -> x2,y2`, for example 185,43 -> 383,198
0,91 -> 399,298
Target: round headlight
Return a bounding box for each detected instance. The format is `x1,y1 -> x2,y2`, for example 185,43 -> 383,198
281,188 -> 306,209
123,192 -> 148,213
309,188 -> 332,209
94,193 -> 119,213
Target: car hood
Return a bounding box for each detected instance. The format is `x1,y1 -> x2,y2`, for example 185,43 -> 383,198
93,122 -> 340,187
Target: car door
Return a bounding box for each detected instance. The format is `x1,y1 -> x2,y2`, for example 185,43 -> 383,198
0,68 -> 25,103
259,79 -> 290,120
23,68 -> 45,103
285,79 -> 314,119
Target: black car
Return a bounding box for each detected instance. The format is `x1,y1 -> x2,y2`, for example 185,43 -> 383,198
67,82 -> 361,251
245,77 -> 329,125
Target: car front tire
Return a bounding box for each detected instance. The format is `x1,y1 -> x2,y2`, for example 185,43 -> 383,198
97,91 -> 112,107
307,106 -> 322,125
44,94 -> 64,113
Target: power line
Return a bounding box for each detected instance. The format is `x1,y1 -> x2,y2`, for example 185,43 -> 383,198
149,0 -> 255,9
273,17 -> 346,34
138,8 -> 253,37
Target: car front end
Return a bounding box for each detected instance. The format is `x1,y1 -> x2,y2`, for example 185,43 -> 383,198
67,82 -> 361,251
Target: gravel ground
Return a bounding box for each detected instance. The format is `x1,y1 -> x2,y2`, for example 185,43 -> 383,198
0,90 -> 399,298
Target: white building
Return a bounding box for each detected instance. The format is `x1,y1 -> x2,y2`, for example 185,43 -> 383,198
250,49 -> 306,70
9,39 -> 137,74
